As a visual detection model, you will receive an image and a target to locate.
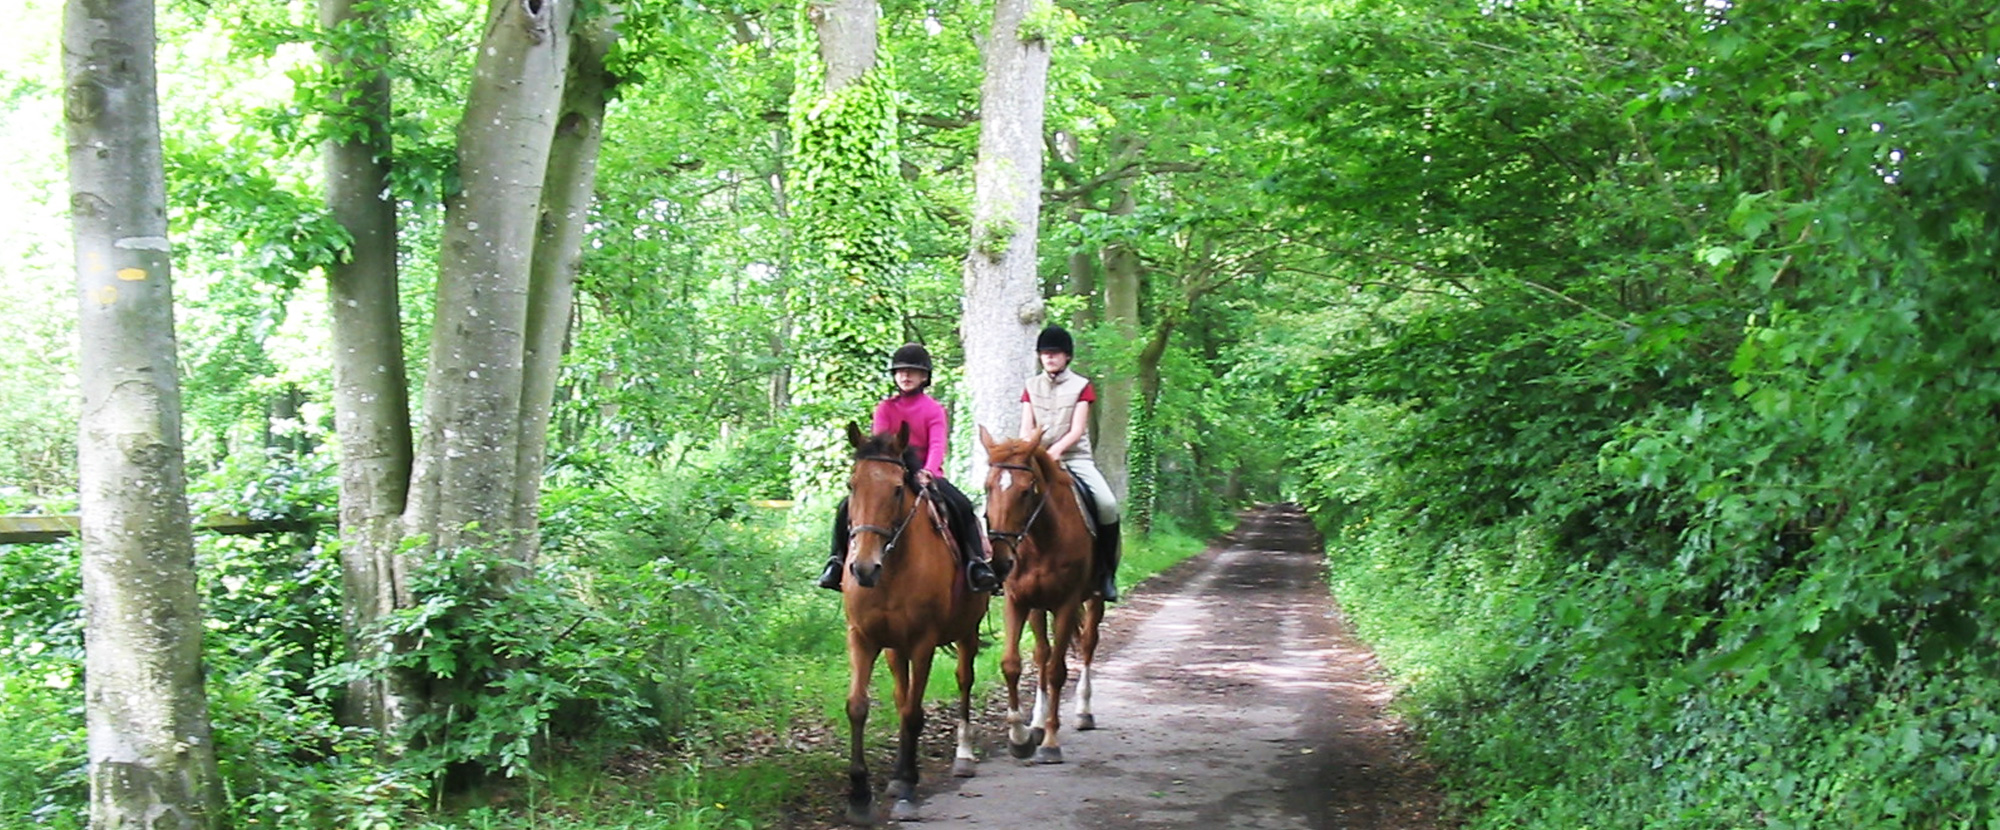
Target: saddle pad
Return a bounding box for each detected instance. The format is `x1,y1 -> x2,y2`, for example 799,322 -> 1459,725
1064,466 -> 1100,539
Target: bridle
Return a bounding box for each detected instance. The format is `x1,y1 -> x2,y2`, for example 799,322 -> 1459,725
849,454 -> 922,554
984,461 -> 1046,557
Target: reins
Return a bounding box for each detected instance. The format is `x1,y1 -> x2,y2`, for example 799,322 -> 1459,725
984,461 -> 1046,557
849,454 -> 923,554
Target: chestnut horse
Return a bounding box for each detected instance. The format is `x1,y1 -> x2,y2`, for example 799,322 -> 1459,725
837,423 -> 989,824
978,426 -> 1106,764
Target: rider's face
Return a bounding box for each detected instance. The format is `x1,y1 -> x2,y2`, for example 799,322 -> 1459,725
1038,350 -> 1072,374
893,368 -> 928,392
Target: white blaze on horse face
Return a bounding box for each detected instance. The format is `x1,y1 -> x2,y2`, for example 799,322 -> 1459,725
999,470 -> 1016,492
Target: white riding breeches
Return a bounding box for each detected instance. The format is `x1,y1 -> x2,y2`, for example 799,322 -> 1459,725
1063,459 -> 1120,525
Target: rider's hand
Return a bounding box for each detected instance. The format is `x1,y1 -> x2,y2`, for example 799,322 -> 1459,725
916,469 -> 934,488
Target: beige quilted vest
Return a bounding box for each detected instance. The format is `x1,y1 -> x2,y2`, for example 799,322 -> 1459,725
1024,369 -> 1093,461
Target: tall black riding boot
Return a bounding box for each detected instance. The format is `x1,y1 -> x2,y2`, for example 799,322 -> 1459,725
934,480 -> 1001,593
967,555 -> 1000,593
818,499 -> 850,590
1094,521 -> 1122,602
817,552 -> 846,590
964,531 -> 1001,593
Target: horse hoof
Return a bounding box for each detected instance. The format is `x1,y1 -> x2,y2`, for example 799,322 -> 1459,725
951,758 -> 977,778
844,802 -> 876,826
1033,745 -> 1064,765
890,798 -> 921,822
1076,713 -> 1096,731
1007,739 -> 1036,760
886,779 -> 915,801
1029,727 -> 1046,746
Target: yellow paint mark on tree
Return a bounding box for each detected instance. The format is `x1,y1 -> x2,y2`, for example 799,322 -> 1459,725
116,268 -> 147,281
92,286 -> 117,305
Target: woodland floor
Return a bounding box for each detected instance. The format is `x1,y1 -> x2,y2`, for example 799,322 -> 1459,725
773,504 -> 1450,829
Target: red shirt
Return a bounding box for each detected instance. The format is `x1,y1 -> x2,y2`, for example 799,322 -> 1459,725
873,391 -> 949,476
1019,381 -> 1097,403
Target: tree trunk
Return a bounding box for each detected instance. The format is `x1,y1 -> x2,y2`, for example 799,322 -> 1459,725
1052,130 -> 1096,323
788,0 -> 901,494
1127,309 -> 1173,534
318,0 -> 419,738
405,0 -> 572,558
514,7 -> 620,554
810,0 -> 878,89
63,0 -> 222,824
961,0 -> 1053,476
1096,176 -> 1140,501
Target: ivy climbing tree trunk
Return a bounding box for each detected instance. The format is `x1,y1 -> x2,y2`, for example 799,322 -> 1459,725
788,0 -> 903,492
961,0 -> 1053,469
63,0 -> 222,824
317,0 -> 417,739
1052,130 -> 1096,326
1096,168 -> 1140,501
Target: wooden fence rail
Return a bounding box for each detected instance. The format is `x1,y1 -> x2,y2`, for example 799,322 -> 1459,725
0,514 -> 304,545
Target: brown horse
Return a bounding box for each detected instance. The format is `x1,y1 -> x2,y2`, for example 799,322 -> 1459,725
837,423 -> 989,824
978,426 -> 1106,765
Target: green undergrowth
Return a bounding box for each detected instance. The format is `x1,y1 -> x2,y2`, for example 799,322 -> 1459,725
0,436 -> 1219,829
1324,501 -> 2000,829
1279,2 -> 2000,826
409,503 -> 1216,830
1300,294 -> 2000,827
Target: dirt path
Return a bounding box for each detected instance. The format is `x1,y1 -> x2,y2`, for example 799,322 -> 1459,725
786,503 -> 1446,829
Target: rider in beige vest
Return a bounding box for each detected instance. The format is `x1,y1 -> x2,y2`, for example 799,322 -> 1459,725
1020,325 -> 1122,601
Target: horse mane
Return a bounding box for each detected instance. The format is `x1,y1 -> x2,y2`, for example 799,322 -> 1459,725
1030,444 -> 1074,492
854,431 -> 921,490
993,436 -> 1076,496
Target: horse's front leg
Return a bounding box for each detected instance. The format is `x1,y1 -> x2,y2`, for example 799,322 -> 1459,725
1075,597 -> 1105,731
1017,609 -> 1054,758
952,634 -> 980,778
885,646 -> 933,822
1032,603 -> 1078,764
845,635 -> 881,825
1003,598 -> 1036,759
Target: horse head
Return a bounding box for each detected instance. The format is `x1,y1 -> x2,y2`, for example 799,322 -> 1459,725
846,421 -> 919,589
979,425 -> 1055,559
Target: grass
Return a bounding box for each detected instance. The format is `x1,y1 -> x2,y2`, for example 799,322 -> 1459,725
412,515 -> 1221,829
0,494 -> 1224,830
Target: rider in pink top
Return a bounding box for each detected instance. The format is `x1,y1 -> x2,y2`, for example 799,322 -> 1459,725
818,343 -> 1002,593
871,387 -> 948,480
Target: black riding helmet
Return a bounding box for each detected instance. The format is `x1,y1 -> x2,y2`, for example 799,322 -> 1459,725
888,343 -> 933,390
1035,325 -> 1074,355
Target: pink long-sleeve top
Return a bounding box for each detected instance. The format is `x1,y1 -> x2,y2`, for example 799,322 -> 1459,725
872,391 -> 949,477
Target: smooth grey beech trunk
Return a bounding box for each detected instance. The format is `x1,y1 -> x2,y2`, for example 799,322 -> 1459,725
961,0 -> 1053,478
404,0 -> 572,560
316,0 -> 598,746
63,0 -> 222,824
318,0 -> 419,738
514,8 -> 620,548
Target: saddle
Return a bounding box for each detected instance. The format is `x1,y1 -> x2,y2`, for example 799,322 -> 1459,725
1064,465 -> 1101,539
920,485 -> 983,576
